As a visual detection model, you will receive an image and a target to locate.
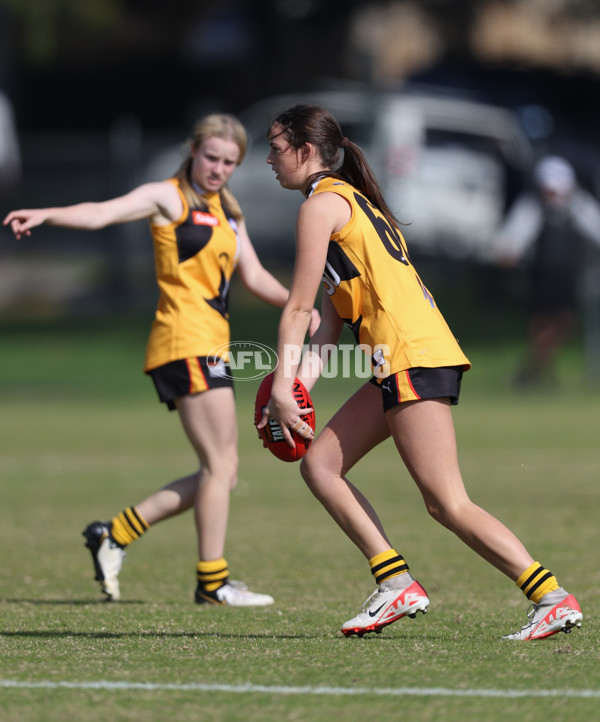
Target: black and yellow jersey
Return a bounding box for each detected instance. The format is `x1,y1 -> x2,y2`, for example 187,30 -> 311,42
311,176 -> 470,378
144,179 -> 240,372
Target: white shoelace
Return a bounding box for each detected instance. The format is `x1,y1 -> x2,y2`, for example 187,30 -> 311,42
361,589 -> 386,612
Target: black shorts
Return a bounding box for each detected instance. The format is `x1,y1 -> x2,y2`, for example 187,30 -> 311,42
370,366 -> 464,412
148,356 -> 233,411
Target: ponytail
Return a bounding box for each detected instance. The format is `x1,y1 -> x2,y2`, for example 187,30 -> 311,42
271,104 -> 400,229
334,139 -> 399,230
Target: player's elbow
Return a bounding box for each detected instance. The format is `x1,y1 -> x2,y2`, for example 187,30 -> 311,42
281,305 -> 313,334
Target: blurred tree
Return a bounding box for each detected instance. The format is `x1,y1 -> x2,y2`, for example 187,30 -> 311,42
0,0 -> 220,67
3,0 -> 600,71
0,0 -> 122,67
471,0 -> 600,73
3,0 -> 600,130
419,0 -> 481,59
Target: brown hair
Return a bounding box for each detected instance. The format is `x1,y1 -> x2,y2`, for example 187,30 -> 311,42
174,114 -> 247,221
269,104 -> 400,229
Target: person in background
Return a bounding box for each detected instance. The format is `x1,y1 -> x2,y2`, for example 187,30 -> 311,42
258,104 -> 582,641
493,155 -> 600,387
4,114 -> 318,606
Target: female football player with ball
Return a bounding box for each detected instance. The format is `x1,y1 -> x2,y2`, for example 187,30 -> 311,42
258,104 -> 582,641
5,114 -> 318,607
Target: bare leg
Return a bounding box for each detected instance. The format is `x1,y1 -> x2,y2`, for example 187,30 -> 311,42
84,387 -> 238,602
302,383 -> 534,582
135,473 -> 198,525
175,388 -> 238,561
126,387 -> 238,561
300,382 -> 394,559
125,388 -> 237,561
386,398 -> 533,581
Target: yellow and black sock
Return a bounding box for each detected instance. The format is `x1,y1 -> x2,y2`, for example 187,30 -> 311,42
516,562 -> 559,605
369,548 -> 410,588
196,557 -> 229,593
110,507 -> 149,547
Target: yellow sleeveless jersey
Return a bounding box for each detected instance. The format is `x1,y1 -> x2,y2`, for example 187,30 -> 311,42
144,179 -> 240,372
311,176 -> 470,378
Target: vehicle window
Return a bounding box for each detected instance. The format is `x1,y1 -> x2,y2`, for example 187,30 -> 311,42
424,128 -> 502,158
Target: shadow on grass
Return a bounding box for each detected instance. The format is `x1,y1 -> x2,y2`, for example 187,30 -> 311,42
2,598 -> 143,605
0,630 -> 332,640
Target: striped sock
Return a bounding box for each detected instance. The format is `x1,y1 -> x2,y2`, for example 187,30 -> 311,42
516,562 -> 560,605
369,549 -> 410,587
197,557 -> 229,593
110,507 -> 149,547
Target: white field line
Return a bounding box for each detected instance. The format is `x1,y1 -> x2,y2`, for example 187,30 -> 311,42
1,680 -> 599,698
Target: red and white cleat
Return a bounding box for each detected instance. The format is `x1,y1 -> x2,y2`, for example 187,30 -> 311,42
341,580 -> 429,637
502,591 -> 583,641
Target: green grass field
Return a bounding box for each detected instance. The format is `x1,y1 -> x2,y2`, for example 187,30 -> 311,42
1,310 -> 599,721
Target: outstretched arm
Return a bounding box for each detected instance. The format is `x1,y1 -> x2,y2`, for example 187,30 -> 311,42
3,181 -> 182,239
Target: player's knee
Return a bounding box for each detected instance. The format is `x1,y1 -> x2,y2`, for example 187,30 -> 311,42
299,448 -> 327,493
299,451 -> 317,488
423,496 -> 463,531
208,449 -> 238,489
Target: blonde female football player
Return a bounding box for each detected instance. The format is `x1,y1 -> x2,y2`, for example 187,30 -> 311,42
257,104 -> 582,640
4,114 -> 318,606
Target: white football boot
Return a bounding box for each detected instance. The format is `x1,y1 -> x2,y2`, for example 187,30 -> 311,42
341,580 -> 429,637
502,589 -> 582,640
195,581 -> 274,607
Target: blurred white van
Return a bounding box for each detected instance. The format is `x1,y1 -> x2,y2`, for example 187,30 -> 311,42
372,91 -> 532,259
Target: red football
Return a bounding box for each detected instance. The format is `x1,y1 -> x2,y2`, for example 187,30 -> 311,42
254,372 -> 316,462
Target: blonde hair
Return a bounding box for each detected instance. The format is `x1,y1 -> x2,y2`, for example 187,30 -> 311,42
174,114 -> 247,221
